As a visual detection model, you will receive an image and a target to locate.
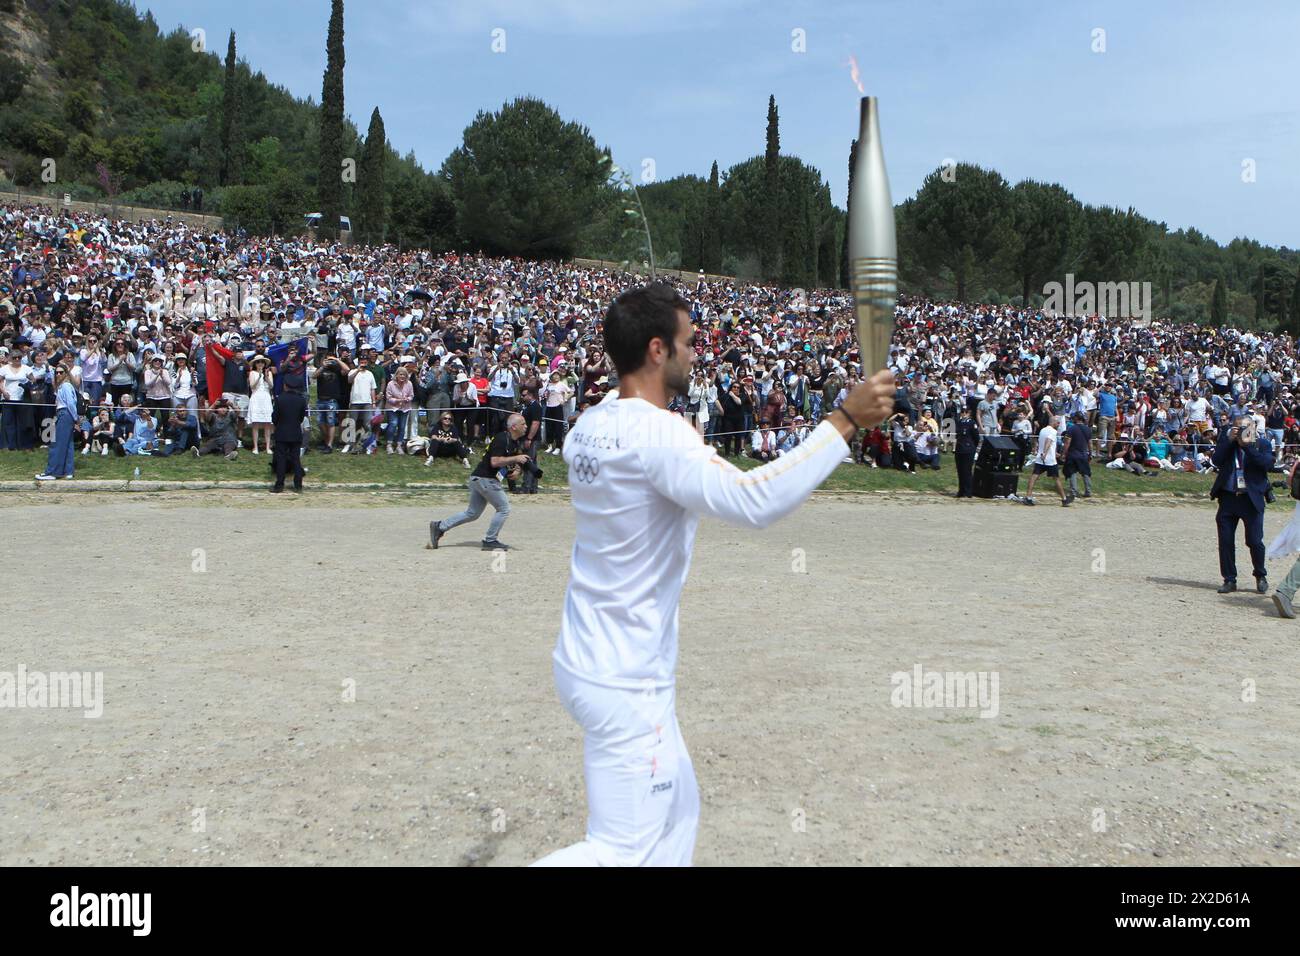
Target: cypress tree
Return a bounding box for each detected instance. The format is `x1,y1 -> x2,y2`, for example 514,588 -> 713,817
1210,274 -> 1227,325
818,207 -> 838,289
840,138 -> 857,288
356,107 -> 387,244
219,31 -> 243,185
703,160 -> 722,274
762,95 -> 780,281
317,0 -> 346,241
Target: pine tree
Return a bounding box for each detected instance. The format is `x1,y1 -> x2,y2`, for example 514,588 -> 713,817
840,138 -> 857,288
356,107 -> 387,244
762,95 -> 780,281
1210,274 -> 1227,326
219,31 -> 243,185
317,0 -> 346,241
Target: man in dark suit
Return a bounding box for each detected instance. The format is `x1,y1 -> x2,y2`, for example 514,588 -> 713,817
271,388 -> 308,493
1210,415 -> 1273,593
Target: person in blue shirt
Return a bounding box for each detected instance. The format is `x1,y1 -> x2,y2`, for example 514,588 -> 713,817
121,407 -> 159,455
1096,385 -> 1118,459
35,367 -> 79,480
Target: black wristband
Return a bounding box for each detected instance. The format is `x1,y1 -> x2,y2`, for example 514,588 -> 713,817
838,407 -> 864,431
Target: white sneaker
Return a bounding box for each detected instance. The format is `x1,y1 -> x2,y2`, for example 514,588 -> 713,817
366,446 -> 375,455
81,447 -> 89,456
102,445 -> 109,456
387,444 -> 394,455
341,444 -> 352,454
423,457 -> 433,467
35,473 -> 57,481
252,448 -> 260,455
462,458 -> 471,468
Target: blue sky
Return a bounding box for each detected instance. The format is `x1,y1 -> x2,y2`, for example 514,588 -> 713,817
141,0 -> 1299,249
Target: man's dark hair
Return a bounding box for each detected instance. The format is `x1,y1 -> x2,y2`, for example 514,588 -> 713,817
603,283 -> 691,376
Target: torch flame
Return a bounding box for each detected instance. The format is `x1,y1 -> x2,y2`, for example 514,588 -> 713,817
848,55 -> 865,95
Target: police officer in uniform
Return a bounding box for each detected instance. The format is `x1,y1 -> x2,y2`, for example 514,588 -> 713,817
954,404 -> 978,498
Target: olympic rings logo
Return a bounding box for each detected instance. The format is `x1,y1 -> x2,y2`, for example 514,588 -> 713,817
572,453 -> 600,483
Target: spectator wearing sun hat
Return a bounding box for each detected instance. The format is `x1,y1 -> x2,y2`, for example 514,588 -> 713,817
450,370 -> 478,444
540,368 -> 573,455
143,352 -> 173,427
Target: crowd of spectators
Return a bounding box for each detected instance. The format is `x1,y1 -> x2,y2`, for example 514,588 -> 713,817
4,200 -> 1299,485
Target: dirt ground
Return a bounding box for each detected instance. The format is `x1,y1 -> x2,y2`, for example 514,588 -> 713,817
2,491 -> 1298,866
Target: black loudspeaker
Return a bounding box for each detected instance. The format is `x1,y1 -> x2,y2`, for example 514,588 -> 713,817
973,471 -> 1020,499
975,435 -> 1025,474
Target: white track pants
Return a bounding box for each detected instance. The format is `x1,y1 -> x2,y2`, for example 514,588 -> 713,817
532,661 -> 700,867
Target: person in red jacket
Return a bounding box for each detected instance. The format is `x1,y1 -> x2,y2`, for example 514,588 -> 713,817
469,367 -> 490,443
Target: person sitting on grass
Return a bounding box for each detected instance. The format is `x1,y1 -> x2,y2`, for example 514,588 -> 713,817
863,425 -> 891,468
424,411 -> 472,468
750,425 -> 778,462
1145,428 -> 1179,471
109,395 -> 140,454
776,415 -> 810,456
914,423 -> 940,470
1106,438 -> 1151,475
85,406 -> 115,456
889,413 -> 919,474
194,400 -> 240,460
159,408 -> 200,456
120,407 -> 159,455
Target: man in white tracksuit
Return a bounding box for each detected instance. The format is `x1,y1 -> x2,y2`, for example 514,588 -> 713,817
533,283 -> 896,866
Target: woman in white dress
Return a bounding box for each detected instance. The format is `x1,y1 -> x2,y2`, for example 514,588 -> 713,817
247,354 -> 275,455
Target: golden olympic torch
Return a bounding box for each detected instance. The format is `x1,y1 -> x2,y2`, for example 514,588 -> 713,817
847,96 -> 897,374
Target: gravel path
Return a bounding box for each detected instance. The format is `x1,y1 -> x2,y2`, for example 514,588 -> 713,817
2,494 -> 1296,865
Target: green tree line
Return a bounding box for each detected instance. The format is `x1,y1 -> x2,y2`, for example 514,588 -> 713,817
1,0 -> 1294,330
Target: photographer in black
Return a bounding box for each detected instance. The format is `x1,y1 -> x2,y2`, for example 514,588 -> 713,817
519,385 -> 544,494
312,351 -> 350,452
429,413 -> 537,552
